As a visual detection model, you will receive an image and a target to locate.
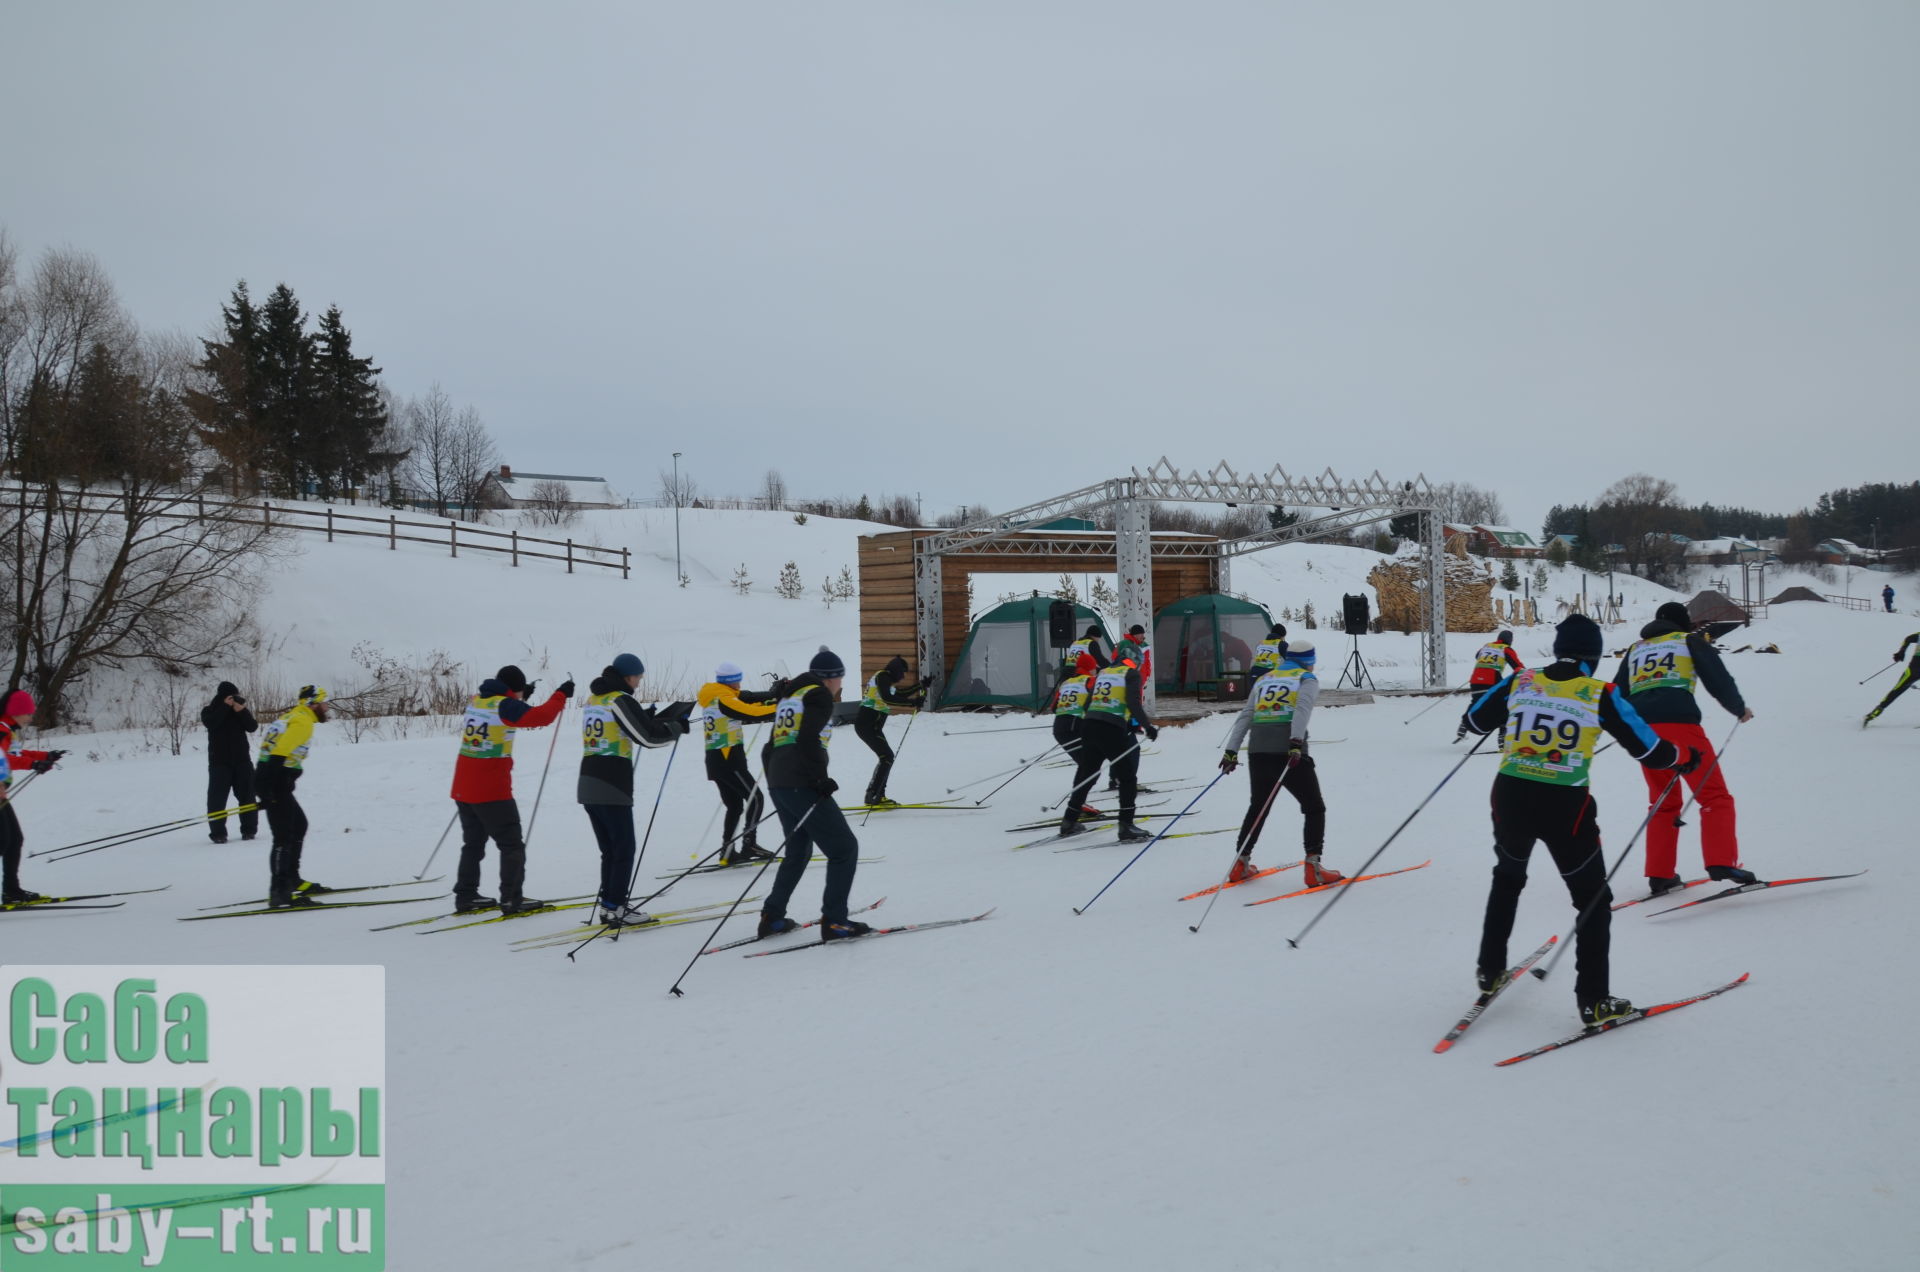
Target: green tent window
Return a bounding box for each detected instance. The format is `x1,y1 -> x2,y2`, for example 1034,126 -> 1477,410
943,598 -> 1113,712
1152,593 -> 1274,694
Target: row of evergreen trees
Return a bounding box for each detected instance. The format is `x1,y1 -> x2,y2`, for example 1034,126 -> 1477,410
188,282 -> 396,499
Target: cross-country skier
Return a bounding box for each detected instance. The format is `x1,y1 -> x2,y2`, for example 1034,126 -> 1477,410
1864,631 -> 1920,726
258,685 -> 332,909
1454,631 -> 1524,742
1461,615 -> 1699,1026
200,681 -> 258,843
451,665 -> 573,915
697,661 -> 780,864
1218,639 -> 1344,887
757,648 -> 872,940
1,691 -> 65,904
854,655 -> 929,807
1250,624 -> 1289,674
577,654 -> 692,926
1064,625 -> 1107,678
1614,601 -> 1757,893
1049,661 -> 1103,821
1060,652 -> 1158,842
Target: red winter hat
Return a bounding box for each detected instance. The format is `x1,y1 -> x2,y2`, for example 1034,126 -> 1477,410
4,690 -> 35,718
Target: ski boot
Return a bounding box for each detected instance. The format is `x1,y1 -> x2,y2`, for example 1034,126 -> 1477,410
1476,967 -> 1511,994
1580,996 -> 1635,1027
453,894 -> 498,915
3,887 -> 45,906
295,879 -> 337,895
599,903 -> 654,927
1227,856 -> 1259,884
1057,819 -> 1086,839
757,912 -> 799,938
1303,856 -> 1346,887
499,896 -> 547,916
1706,865 -> 1759,885
1115,821 -> 1151,844
268,891 -> 320,910
1647,875 -> 1688,897
821,918 -> 874,941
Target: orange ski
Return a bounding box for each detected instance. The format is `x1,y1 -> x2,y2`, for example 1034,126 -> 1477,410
1242,859 -> 1432,907
1177,860 -> 1303,901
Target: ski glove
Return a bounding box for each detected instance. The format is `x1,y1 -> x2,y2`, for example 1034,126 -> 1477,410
1287,739 -> 1307,767
1672,747 -> 1704,775
1144,725 -> 1160,742
556,680 -> 576,699
1219,751 -> 1239,774
30,759 -> 53,774
815,777 -> 839,798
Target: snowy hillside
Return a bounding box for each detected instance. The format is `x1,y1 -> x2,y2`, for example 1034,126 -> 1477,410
8,518 -> 1916,1269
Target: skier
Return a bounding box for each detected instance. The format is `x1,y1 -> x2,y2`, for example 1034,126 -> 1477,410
200,680 -> 259,844
257,685 -> 332,909
1064,625 -> 1107,677
1,691 -> 65,904
1454,631 -> 1524,742
1614,601 -> 1757,893
853,655 -> 929,807
1863,631 -> 1920,726
757,647 -> 872,940
1461,615 -> 1699,1026
451,665 -> 574,916
1884,584 -> 1896,613
697,661 -> 780,864
1250,623 -> 1289,673
1061,652 -> 1159,842
1218,639 -> 1344,886
577,654 -> 692,926
1049,661 -> 1103,821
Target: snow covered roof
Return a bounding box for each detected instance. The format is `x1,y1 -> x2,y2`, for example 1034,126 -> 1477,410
492,470 -> 623,507
1819,538 -> 1864,554
1473,526 -> 1538,548
1684,537 -> 1761,556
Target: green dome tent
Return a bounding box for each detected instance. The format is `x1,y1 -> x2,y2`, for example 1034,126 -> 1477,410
1152,593 -> 1274,694
942,597 -> 1112,712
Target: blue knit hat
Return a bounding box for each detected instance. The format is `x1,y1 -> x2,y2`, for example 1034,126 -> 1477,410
611,653 -> 644,678
1283,637 -> 1316,667
810,646 -> 846,678
715,661 -> 743,684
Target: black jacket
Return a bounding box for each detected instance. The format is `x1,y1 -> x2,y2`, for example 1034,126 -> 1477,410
200,681 -> 257,767
577,675 -> 691,806
762,673 -> 837,790
1611,620 -> 1747,725
1464,660 -> 1682,772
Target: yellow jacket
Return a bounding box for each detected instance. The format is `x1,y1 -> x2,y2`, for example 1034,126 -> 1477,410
259,703 -> 319,769
696,681 -> 777,758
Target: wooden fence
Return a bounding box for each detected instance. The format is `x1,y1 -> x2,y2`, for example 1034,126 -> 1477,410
0,485 -> 630,579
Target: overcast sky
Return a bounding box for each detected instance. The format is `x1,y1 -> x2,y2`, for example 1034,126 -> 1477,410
6,2 -> 1915,535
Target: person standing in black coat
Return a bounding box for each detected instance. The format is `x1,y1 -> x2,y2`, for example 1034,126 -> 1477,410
200,680 -> 258,843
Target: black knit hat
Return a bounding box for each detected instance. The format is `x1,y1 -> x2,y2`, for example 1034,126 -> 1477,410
495,664 -> 530,694
1552,615 -> 1603,664
810,646 -> 846,678
1084,625 -> 1101,639
1655,602 -> 1692,629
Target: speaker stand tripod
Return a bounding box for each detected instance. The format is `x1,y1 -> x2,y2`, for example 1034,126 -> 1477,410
1336,633 -> 1377,692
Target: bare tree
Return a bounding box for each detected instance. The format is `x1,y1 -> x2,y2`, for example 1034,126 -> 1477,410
1432,481 -> 1507,528
658,465 -> 698,507
760,468 -> 788,511
397,385 -> 499,520
524,478 -> 577,526
1591,473 -> 1685,582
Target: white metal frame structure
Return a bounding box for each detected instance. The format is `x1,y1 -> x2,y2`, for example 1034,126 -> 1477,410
915,458 -> 1448,701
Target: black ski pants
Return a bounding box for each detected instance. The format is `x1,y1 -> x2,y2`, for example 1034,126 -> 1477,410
455,798 -> 528,905
1070,723 -> 1139,821
1236,752 -> 1325,856
855,712 -> 894,801
1,803 -> 25,892
708,749 -> 764,856
1872,659 -> 1919,716
763,787 -> 859,924
257,764 -> 308,895
583,802 -> 636,909
206,760 -> 258,840
1481,773 -> 1613,1006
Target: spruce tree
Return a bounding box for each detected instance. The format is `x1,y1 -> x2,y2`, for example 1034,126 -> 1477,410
255,283 -> 313,496
186,282 -> 270,491
309,305 -> 388,499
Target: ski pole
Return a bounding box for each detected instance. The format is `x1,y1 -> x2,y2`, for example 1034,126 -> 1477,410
1287,731 -> 1492,948
1072,770 -> 1228,916
415,811 -> 459,880
1188,759 -> 1292,935
1858,661 -> 1897,686
618,733 -> 682,911
31,804 -> 261,858
1043,739 -> 1143,811
1531,768 -> 1687,983
521,676 -> 571,851
2,771 -> 42,800
941,722 -> 1055,736
984,741 -> 1081,807
1405,682 -> 1472,725
946,748 -> 1054,794
1671,720 -> 1741,829
667,797 -> 825,997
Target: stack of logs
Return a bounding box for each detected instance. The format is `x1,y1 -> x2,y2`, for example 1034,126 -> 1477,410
1367,535 -> 1497,632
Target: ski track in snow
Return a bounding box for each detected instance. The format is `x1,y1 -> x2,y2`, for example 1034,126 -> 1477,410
13,511 -> 1916,1271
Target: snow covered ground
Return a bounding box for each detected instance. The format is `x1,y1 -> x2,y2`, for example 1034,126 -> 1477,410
10,509 -> 1918,1270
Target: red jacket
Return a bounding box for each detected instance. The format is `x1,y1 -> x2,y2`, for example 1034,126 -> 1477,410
0,716 -> 50,793
450,688 -> 568,804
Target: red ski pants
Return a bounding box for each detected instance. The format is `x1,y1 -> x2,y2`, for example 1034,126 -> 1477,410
1640,722 -> 1738,877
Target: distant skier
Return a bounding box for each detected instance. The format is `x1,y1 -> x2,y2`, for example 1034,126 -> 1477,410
1049,662 -> 1103,820
854,655 -> 929,807
1061,652 -> 1158,842
201,680 -> 259,844
1250,623 -> 1289,673
1454,631 -> 1524,742
757,648 -> 872,940
1614,601 -> 1757,893
697,661 -> 780,864
451,665 -> 573,916
1219,639 -> 1344,887
1064,626 -> 1107,678
1461,615 -> 1699,1026
1,691 -> 65,905
577,654 -> 691,926
1884,584 -> 1896,613
257,685 -> 332,909
1864,632 -> 1920,726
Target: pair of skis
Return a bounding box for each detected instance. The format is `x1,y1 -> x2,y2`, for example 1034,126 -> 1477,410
0,885 -> 172,913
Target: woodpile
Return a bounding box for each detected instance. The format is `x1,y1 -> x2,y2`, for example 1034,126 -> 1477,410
1368,540 -> 1497,633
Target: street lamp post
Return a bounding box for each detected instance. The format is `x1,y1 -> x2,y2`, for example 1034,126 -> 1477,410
672,451 -> 683,584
